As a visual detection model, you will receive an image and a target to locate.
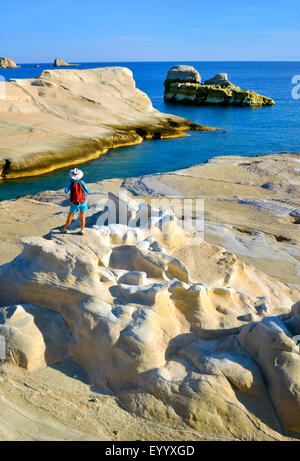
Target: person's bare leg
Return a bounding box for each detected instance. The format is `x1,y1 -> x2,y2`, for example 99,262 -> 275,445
80,212 -> 85,231
65,212 -> 74,229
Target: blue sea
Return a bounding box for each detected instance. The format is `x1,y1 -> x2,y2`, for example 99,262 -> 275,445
0,61 -> 299,201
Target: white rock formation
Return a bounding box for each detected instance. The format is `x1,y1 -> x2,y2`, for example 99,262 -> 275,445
0,304 -> 72,371
54,58 -> 80,67
0,57 -> 19,68
164,65 -> 275,106
0,67 -> 214,179
164,65 -> 201,84
0,194 -> 299,439
204,73 -> 231,87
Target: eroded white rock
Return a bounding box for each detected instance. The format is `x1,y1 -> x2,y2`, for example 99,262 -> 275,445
0,197 -> 299,439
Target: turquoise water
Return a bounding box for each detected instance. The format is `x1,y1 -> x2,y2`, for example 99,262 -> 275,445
0,61 -> 299,201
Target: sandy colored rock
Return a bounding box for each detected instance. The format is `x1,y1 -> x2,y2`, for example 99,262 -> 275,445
0,67 -> 215,180
0,358 -> 209,441
164,65 -> 201,86
204,73 -> 231,87
164,65 -> 274,106
0,304 -> 72,371
0,152 -> 299,440
54,58 -> 80,67
0,152 -> 299,286
238,315 -> 300,433
0,57 -> 19,69
0,192 -> 299,440
123,153 -> 300,288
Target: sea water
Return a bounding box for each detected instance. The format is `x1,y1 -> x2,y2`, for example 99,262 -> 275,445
0,61 -> 299,201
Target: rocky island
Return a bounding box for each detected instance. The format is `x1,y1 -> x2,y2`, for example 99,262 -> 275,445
0,57 -> 19,69
164,65 -> 275,106
0,152 -> 299,441
0,67 -> 216,180
54,58 -> 81,67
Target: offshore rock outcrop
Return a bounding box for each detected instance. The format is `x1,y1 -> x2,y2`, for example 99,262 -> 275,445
164,65 -> 275,106
164,64 -> 201,86
204,72 -> 231,86
0,193 -> 299,440
54,58 -> 81,67
0,67 -> 216,180
0,57 -> 19,69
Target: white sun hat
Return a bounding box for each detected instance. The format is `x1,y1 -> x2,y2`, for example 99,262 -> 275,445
69,168 -> 83,181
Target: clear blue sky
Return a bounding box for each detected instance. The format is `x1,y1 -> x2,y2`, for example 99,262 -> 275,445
1,0 -> 300,62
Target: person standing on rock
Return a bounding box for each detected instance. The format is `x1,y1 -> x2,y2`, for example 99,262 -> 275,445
59,168 -> 90,235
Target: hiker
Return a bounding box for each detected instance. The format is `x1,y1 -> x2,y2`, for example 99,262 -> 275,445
60,168 -> 90,235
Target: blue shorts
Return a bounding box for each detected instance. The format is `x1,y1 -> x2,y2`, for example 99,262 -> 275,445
70,201 -> 88,214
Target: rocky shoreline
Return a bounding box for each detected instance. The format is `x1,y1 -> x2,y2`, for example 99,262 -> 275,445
0,60 -> 298,439
0,67 -> 217,180
1,152 -> 299,284
0,152 -> 299,440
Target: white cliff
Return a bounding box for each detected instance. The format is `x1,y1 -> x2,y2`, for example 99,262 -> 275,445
0,67 -> 215,180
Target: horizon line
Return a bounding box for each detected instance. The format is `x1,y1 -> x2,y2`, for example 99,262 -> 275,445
8,59 -> 300,65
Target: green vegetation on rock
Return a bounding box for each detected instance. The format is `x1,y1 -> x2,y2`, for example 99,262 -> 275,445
164,65 -> 275,106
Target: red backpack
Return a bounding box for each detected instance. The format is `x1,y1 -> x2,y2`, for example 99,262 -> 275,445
70,180 -> 86,204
